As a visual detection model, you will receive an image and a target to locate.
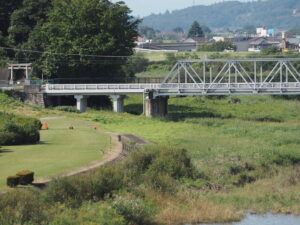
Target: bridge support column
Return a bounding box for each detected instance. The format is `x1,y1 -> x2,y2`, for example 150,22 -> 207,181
144,92 -> 168,117
74,95 -> 87,113
111,95 -> 124,113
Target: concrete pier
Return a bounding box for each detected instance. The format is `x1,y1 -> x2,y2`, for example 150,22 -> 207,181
144,92 -> 168,117
74,95 -> 88,112
111,95 -> 124,113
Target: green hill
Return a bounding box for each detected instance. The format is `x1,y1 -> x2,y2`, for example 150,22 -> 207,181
142,0 -> 300,31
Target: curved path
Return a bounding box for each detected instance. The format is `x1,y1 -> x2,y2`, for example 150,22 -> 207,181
34,118 -> 123,184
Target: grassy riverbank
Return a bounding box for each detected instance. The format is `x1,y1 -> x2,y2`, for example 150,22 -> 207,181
1,91 -> 300,224
79,94 -> 300,218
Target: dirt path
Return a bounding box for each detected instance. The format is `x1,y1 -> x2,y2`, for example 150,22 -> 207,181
34,119 -> 123,184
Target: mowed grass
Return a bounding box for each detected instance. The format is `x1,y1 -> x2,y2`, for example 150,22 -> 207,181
0,117 -> 110,191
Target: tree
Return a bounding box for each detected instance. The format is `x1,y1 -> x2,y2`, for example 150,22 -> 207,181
261,46 -> 279,55
201,25 -> 211,34
138,26 -> 156,39
27,0 -> 140,82
188,21 -> 204,38
8,0 -> 52,46
198,40 -> 236,52
0,0 -> 23,36
173,27 -> 184,34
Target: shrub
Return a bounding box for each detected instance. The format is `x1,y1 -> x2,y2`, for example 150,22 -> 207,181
16,170 -> 34,185
234,173 -> 256,186
6,176 -> 19,187
0,190 -> 48,225
0,132 -> 18,145
146,148 -> 195,179
91,166 -> 124,200
111,195 -> 155,225
44,178 -> 82,207
198,40 -> 236,52
0,113 -> 40,145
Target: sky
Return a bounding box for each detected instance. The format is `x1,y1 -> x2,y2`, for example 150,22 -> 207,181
111,0 -> 250,17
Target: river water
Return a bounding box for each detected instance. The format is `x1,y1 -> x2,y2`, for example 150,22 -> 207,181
199,213 -> 300,225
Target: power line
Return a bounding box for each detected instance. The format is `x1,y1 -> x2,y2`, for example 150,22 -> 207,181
0,46 -> 138,58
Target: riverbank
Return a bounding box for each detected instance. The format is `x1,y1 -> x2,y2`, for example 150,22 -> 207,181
1,91 -> 300,224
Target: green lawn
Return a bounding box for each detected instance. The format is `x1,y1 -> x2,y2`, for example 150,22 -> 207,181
0,117 -> 109,191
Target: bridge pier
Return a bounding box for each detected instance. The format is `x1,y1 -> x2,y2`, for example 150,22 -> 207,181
144,92 -> 168,117
74,95 -> 88,112
111,95 -> 124,113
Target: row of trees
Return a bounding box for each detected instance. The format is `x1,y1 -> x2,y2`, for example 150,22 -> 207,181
0,0 -> 140,82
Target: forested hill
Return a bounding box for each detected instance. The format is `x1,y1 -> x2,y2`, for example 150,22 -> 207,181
142,0 -> 300,31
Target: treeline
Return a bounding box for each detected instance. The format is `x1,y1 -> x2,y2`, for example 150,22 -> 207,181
0,111 -> 41,145
0,0 -> 139,82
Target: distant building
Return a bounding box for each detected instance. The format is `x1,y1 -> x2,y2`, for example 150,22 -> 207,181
280,39 -> 300,52
183,37 -> 210,44
256,27 -> 274,37
212,37 -> 225,42
248,37 -> 280,52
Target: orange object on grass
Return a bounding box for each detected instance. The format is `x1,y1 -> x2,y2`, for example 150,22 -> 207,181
41,122 -> 49,130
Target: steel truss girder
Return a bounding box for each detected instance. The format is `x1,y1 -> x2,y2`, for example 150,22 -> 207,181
161,58 -> 300,94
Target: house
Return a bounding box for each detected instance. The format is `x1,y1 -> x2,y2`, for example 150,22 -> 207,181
135,42 -> 197,52
280,39 -> 300,52
183,37 -> 210,44
248,37 -> 280,52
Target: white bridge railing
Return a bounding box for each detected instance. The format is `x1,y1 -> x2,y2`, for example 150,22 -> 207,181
44,82 -> 300,96
46,82 -> 300,90
45,83 -> 160,91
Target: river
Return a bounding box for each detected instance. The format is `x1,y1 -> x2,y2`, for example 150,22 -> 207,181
198,213 -> 300,225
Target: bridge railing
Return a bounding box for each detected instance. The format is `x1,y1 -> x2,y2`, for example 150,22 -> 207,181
45,83 -> 162,91
44,82 -> 300,92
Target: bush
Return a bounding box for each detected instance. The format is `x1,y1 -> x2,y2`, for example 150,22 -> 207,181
0,112 -> 41,145
198,40 -> 236,52
6,176 -> 19,187
0,190 -> 48,225
146,148 -> 195,179
111,195 -> 155,225
234,173 -> 256,186
16,170 -> 34,185
44,178 -> 82,207
0,132 -> 18,145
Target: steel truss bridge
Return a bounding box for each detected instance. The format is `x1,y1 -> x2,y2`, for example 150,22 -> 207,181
44,58 -> 300,97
